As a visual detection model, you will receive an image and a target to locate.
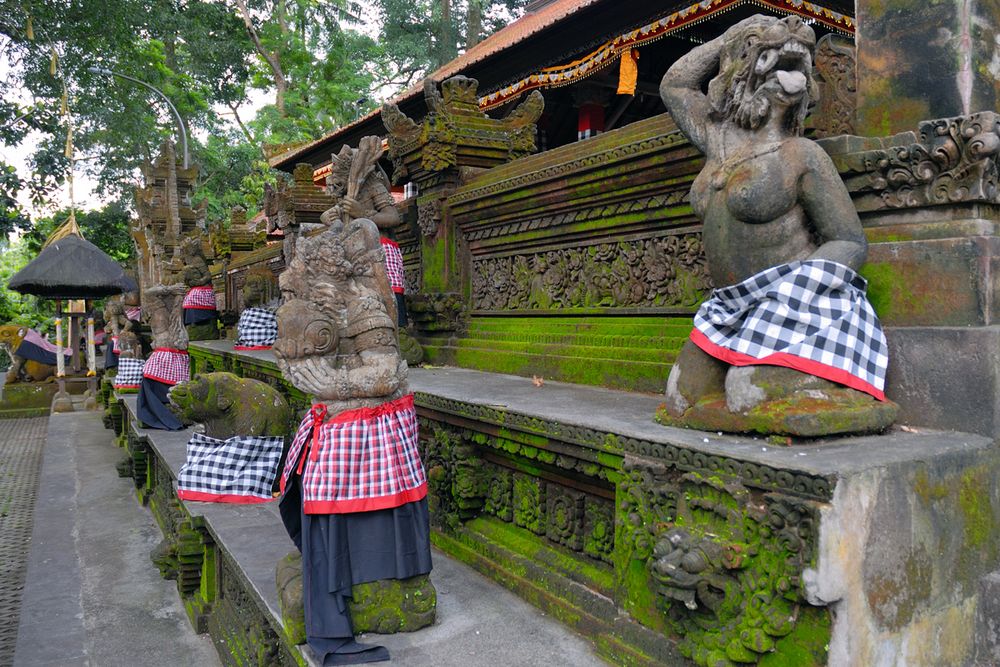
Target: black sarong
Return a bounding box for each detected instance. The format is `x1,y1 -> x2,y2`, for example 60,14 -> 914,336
136,376 -> 183,430
280,472 -> 432,665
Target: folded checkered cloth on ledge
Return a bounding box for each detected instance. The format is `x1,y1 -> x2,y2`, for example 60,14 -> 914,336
125,306 -> 142,321
182,286 -> 217,310
143,348 -> 190,386
691,259 -> 888,400
177,433 -> 284,503
114,357 -> 145,389
234,307 -> 277,349
381,237 -> 405,294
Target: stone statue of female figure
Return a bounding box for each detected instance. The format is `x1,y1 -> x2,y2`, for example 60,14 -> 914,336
659,14 -> 896,436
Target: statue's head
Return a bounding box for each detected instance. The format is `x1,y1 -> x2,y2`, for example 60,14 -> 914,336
273,218 -> 396,398
707,14 -> 818,134
178,236 -> 211,287
117,329 -> 141,358
242,267 -> 273,308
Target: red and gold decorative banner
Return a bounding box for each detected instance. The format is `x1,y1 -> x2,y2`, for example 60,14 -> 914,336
478,0 -> 854,110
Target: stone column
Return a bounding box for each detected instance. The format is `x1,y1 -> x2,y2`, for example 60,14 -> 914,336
855,0 -> 1000,136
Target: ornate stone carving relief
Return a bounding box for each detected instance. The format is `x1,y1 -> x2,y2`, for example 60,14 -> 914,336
471,234 -> 710,311
811,34 -> 856,138
826,111 -> 1000,209
618,458 -> 823,665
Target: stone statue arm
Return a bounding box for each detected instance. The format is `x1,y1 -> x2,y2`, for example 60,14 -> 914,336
660,38 -> 723,153
798,141 -> 868,270
291,344 -> 402,401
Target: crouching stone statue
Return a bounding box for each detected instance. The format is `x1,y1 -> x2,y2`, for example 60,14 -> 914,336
657,14 -> 897,437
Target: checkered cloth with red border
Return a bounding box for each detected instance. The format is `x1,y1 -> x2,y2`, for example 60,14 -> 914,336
233,307 -> 278,350
381,237 -> 405,294
691,259 -> 889,400
142,348 -> 190,386
182,286 -> 217,310
280,394 -> 426,514
177,433 -> 284,504
113,357 -> 145,390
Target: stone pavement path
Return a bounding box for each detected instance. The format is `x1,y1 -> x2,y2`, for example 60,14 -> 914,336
0,417 -> 47,666
12,410 -> 219,667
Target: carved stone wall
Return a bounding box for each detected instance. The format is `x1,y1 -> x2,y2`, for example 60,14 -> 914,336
412,113 -> 711,391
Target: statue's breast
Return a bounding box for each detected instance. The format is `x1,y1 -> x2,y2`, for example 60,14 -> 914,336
723,155 -> 798,224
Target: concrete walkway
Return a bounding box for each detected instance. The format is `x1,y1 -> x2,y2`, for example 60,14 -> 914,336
13,410 -> 220,667
12,408 -> 611,667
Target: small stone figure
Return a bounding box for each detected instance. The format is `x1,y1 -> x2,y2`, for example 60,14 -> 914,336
234,267 -> 278,350
169,372 -> 292,503
658,14 -> 897,436
136,284 -> 189,430
102,299 -> 126,370
273,217 -> 432,666
178,236 -> 219,341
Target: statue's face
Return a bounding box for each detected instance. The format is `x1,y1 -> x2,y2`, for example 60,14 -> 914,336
708,15 -> 818,132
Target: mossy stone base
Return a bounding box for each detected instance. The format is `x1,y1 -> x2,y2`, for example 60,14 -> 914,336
657,389 -> 899,437
276,551 -> 436,645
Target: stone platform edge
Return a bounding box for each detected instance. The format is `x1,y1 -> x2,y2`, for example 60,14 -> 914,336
113,392 -> 314,667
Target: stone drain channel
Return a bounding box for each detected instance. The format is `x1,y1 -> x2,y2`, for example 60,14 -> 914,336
0,416 -> 48,666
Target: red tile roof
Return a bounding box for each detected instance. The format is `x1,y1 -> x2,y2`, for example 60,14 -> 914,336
270,0 -> 604,169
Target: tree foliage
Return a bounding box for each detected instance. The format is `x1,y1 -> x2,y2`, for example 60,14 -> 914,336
0,0 -> 525,250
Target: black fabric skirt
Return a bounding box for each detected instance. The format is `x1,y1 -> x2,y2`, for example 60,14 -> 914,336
279,472 -> 432,661
394,293 -> 407,328
183,308 -> 218,325
104,342 -> 119,369
136,376 -> 183,430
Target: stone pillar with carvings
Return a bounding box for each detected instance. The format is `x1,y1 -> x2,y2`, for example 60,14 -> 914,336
855,0 -> 1000,137
382,76 -> 544,333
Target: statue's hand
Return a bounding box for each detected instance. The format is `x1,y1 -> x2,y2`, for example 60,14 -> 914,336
342,197 -> 366,220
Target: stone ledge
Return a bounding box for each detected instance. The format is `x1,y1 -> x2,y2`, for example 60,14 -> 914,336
119,394 -> 312,666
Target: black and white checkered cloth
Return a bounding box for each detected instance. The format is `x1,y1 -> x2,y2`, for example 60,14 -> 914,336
691,259 -> 888,400
114,357 -> 145,390
176,433 -> 284,503
234,307 -> 278,350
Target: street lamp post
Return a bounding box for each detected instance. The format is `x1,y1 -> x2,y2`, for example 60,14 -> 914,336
87,66 -> 189,169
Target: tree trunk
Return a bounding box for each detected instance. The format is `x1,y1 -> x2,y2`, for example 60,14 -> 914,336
466,0 -> 483,49
233,0 -> 289,116
436,0 -> 454,67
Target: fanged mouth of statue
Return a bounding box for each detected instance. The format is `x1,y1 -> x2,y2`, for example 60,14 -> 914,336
754,40 -> 810,99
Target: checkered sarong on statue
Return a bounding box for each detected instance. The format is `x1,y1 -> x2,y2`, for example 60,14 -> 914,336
691,259 -> 888,400
233,307 -> 277,350
182,286 -> 217,310
381,237 -> 405,294
114,357 -> 145,390
177,433 -> 284,503
280,394 -> 426,514
125,307 -> 142,322
143,348 -> 190,386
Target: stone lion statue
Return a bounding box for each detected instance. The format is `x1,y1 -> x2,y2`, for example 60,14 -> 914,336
658,14 -> 896,436
0,325 -> 56,383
